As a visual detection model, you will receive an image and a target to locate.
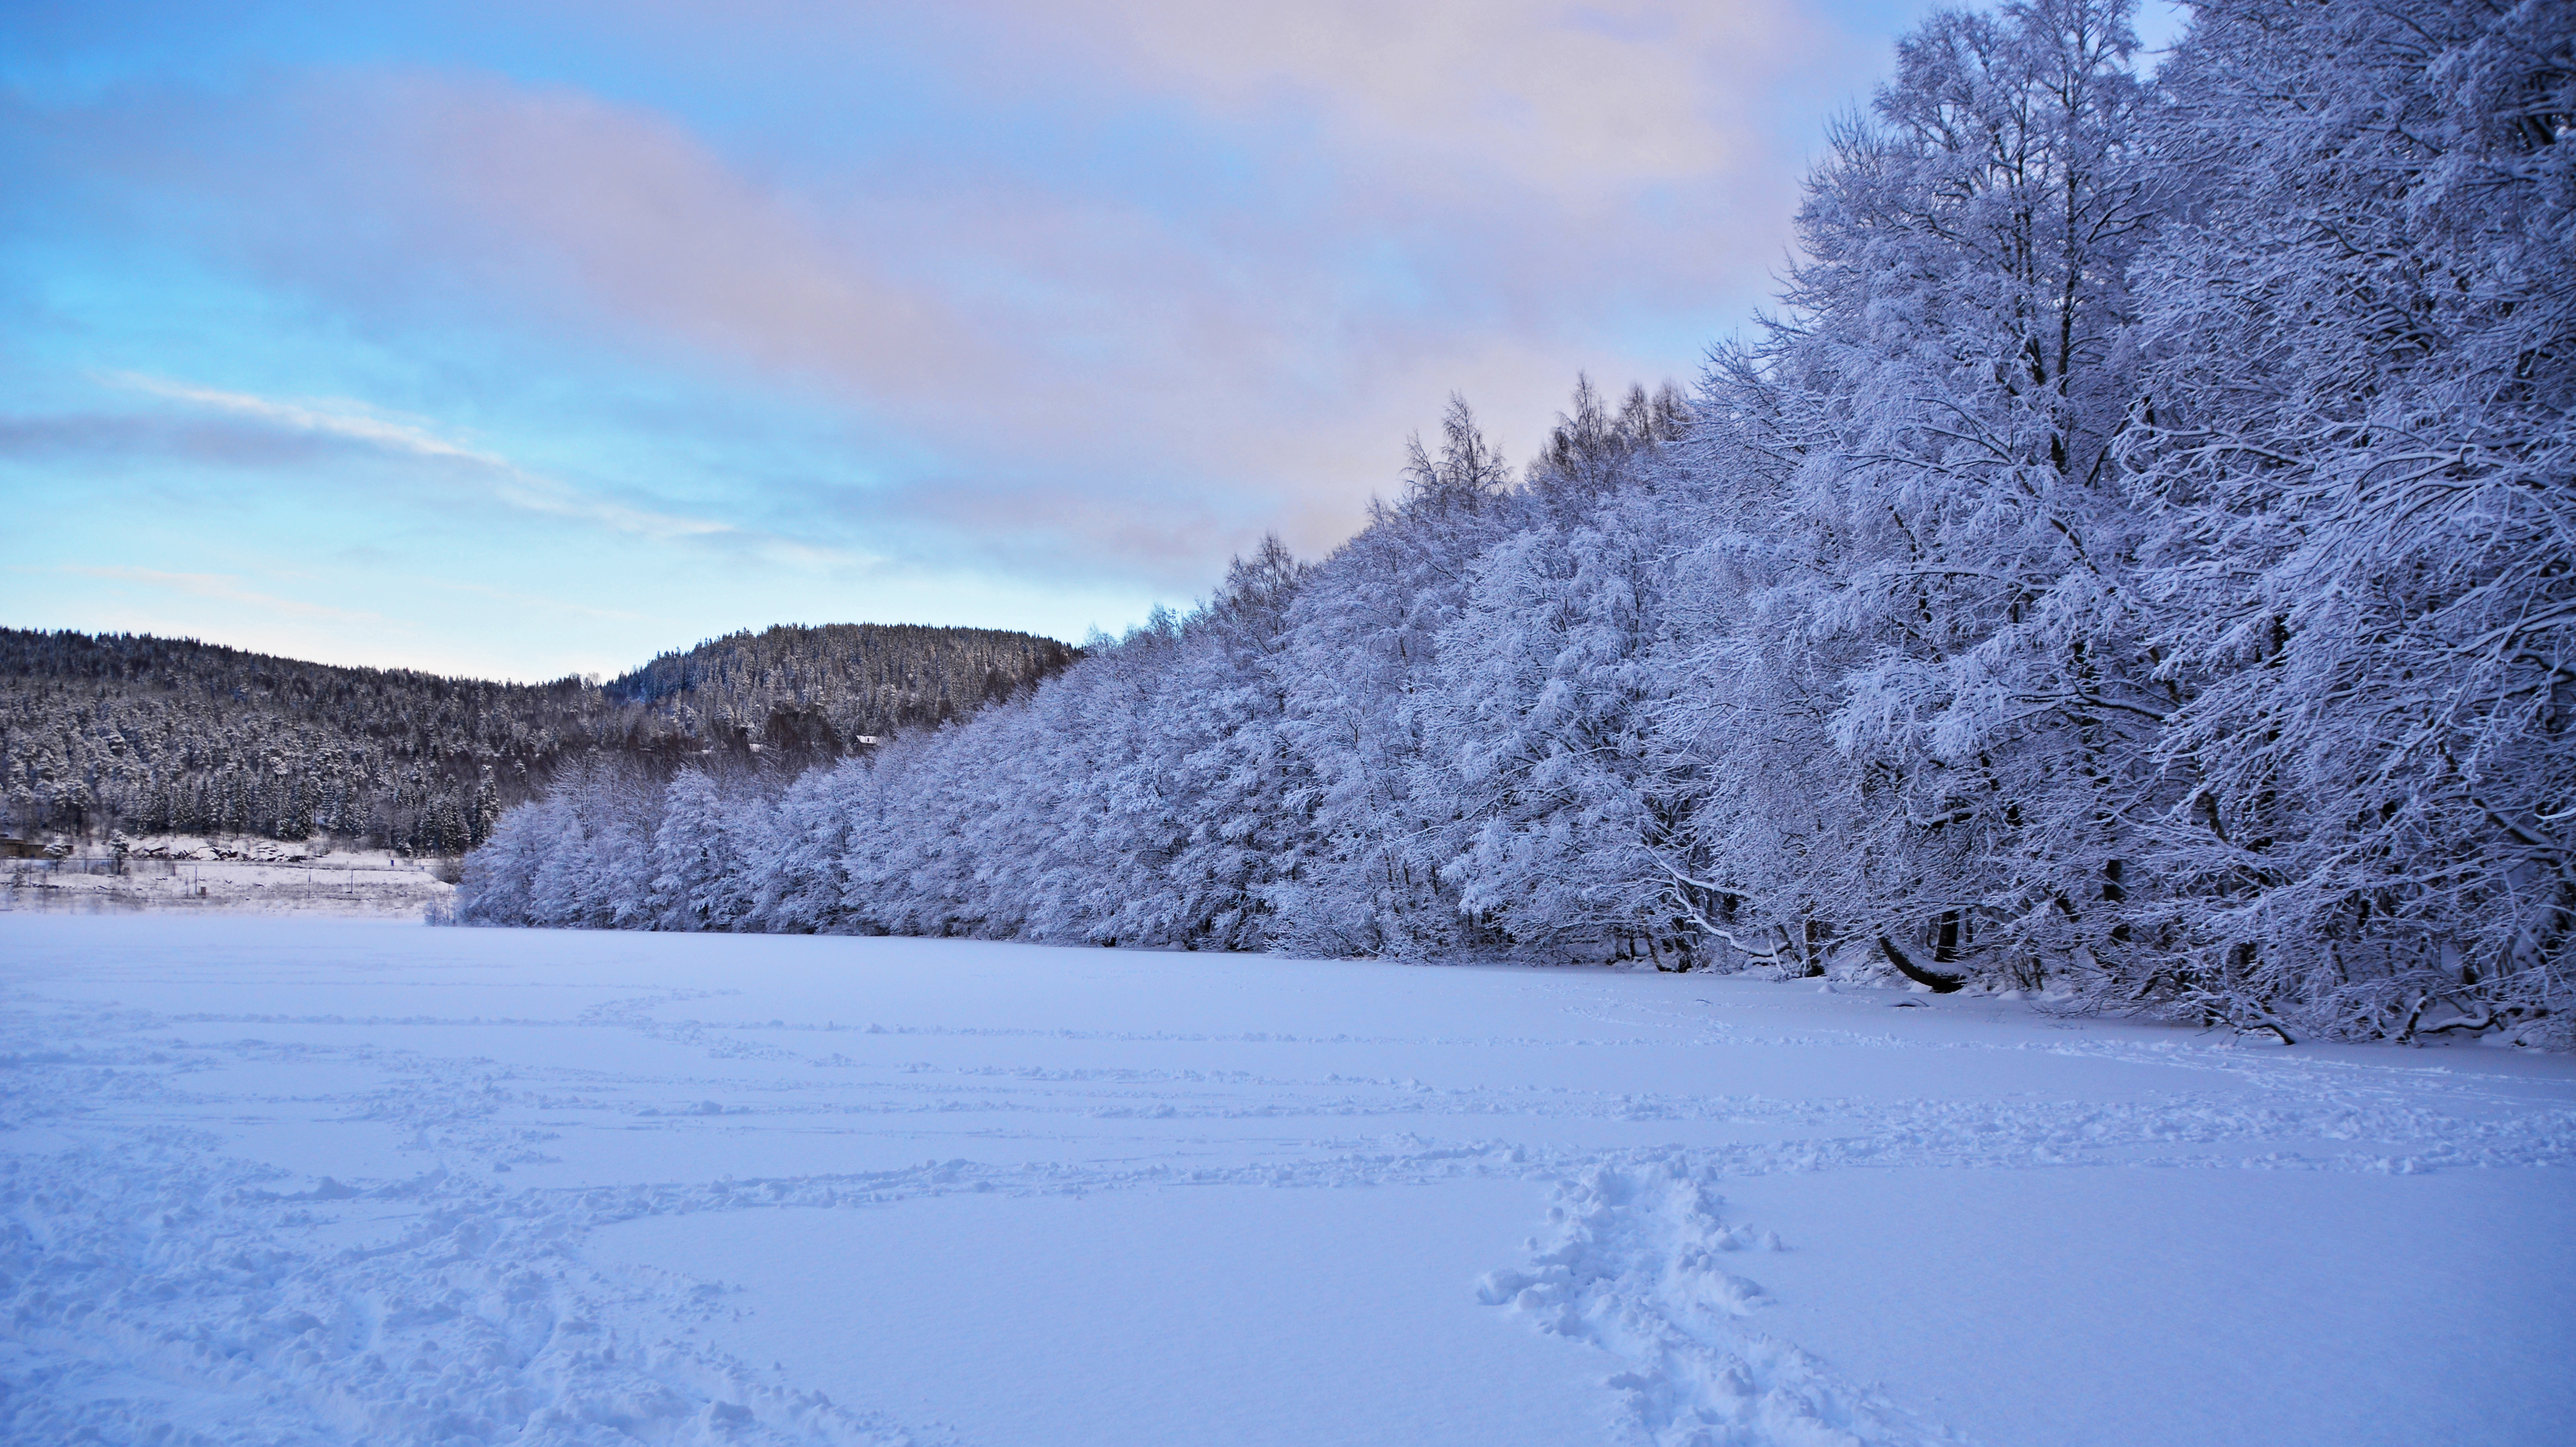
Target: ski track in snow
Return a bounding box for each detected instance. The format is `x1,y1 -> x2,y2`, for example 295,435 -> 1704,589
3,919 -> 2570,1446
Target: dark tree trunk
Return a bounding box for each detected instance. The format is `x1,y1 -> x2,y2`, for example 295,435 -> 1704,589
1879,935 -> 1966,993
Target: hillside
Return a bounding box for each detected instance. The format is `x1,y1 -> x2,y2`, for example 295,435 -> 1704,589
607,623 -> 1079,755
0,624 -> 1074,853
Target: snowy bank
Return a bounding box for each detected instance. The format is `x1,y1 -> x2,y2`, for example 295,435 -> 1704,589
2,836 -> 456,917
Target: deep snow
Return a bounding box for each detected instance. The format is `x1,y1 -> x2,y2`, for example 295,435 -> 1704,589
3,916 -> 2569,1446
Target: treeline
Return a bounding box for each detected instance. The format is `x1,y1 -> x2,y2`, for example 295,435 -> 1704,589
456,0 -> 2573,1046
0,623 -> 1075,851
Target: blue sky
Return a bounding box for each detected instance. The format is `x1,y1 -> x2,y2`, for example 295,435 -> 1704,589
0,0 -> 2186,681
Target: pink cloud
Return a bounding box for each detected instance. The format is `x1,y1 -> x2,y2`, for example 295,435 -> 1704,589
1007,0 -> 1816,199
29,0 -> 1881,583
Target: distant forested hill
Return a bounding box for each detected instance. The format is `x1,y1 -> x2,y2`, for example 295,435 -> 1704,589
0,624 -> 1075,851
606,624 -> 1079,755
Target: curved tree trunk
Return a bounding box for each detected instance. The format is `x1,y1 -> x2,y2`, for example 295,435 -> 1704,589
1879,934 -> 1967,993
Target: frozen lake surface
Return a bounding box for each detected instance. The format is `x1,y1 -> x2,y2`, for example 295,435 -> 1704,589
4,915 -> 2571,1445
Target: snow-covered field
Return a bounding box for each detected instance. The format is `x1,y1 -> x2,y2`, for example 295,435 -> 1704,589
5,916 -> 2570,1447
3,840 -> 457,918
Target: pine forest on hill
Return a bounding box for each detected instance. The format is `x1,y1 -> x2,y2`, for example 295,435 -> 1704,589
0,624 -> 1077,853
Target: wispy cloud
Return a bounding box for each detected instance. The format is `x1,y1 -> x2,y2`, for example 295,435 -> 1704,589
105,373 -> 505,466
100,371 -> 738,542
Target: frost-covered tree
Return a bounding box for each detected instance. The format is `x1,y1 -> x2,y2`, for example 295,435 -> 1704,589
1417,383 -> 1702,964
2123,0 -> 2576,1041
651,769 -> 765,930
452,0 -> 2573,1047
1266,397 -> 1522,956
1658,0 -> 2166,987
1130,537 -> 1316,949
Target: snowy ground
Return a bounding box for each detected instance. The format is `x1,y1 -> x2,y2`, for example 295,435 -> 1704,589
4,917 -> 2570,1447
2,854 -> 454,917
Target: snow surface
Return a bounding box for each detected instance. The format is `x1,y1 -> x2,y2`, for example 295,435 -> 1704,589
4,850 -> 455,918
5,915 -> 2571,1446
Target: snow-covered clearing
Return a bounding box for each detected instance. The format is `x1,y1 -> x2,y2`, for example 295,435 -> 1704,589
4,844 -> 456,918
5,916 -> 2570,1447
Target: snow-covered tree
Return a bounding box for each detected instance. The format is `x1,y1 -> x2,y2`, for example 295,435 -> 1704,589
651,768 -> 764,930
1657,0 -> 2166,988
449,0 -> 2573,1048
2123,0 -> 2576,1041
1266,397 -> 1521,957
1417,383 -> 1702,964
